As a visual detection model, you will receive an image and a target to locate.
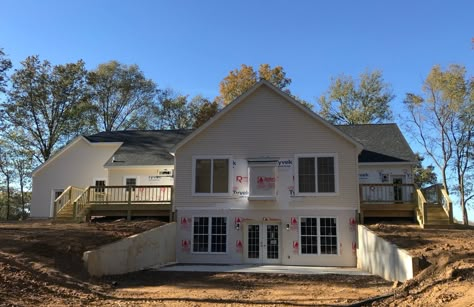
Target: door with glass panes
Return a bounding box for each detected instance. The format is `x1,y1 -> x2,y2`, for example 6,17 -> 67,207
244,222 -> 281,264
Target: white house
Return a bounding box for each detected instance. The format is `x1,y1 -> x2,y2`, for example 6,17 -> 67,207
30,79 -> 431,267
31,130 -> 190,218
173,81 -> 368,266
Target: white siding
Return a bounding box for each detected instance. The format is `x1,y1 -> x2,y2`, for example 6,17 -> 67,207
174,84 -> 360,266
358,164 -> 414,184
31,140 -> 120,218
108,166 -> 174,186
175,85 -> 360,210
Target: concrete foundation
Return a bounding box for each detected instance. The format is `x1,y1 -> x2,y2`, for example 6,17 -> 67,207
83,222 -> 176,276
357,225 -> 419,282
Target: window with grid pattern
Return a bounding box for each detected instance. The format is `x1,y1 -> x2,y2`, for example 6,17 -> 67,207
299,217 -> 338,255
193,217 -> 227,253
300,217 -> 318,254
320,217 -> 338,254
193,217 -> 209,252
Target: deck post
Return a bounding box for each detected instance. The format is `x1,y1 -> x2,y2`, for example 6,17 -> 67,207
72,201 -> 77,219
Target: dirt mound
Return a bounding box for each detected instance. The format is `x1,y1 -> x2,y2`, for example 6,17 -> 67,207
368,223 -> 474,306
0,219 -> 164,306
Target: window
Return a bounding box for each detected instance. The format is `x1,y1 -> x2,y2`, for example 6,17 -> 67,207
296,155 -> 337,194
124,177 -> 137,192
94,179 -> 106,193
192,217 -> 227,253
194,157 -> 230,194
299,217 -> 338,255
248,161 -> 277,199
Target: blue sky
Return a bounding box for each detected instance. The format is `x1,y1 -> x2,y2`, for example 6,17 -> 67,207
1,0 -> 473,218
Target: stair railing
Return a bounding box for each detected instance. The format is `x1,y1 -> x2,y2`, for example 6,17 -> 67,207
73,186 -> 91,219
54,186 -> 84,218
439,186 -> 453,224
416,188 -> 428,225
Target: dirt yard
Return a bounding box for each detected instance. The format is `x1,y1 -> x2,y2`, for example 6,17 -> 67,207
0,219 -> 472,306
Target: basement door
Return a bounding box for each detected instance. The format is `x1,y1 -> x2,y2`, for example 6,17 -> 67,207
244,222 -> 281,264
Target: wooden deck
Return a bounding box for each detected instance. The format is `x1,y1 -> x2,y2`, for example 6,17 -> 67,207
359,183 -> 453,228
54,185 -> 173,221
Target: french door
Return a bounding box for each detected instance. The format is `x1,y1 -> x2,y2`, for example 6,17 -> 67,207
244,222 -> 281,264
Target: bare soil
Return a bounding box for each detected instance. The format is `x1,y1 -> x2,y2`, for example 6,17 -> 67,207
0,219 -> 472,306
367,222 -> 474,307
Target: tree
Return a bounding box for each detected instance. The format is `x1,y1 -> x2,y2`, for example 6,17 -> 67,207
413,154 -> 438,188
318,70 -> 394,124
404,64 -> 473,224
0,48 -> 12,94
88,61 -> 157,131
189,95 -> 220,129
153,90 -> 193,130
2,56 -> 90,163
0,145 -> 14,219
218,64 -> 292,105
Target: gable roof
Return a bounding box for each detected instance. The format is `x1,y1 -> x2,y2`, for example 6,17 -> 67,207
336,124 -> 416,163
85,130 -> 192,167
173,80 -> 364,153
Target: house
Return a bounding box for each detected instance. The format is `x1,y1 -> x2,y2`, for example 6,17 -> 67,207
31,130 -> 191,218
172,80 -> 419,266
31,80 -> 452,267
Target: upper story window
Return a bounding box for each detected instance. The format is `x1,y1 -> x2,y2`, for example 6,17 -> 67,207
248,159 -> 277,200
296,154 -> 338,195
193,157 -> 230,195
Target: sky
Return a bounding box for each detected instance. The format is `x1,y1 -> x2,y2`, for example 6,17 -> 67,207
1,0 -> 473,219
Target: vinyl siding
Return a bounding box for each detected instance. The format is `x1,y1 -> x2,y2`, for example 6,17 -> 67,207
31,140 -> 120,217
175,85 -> 359,211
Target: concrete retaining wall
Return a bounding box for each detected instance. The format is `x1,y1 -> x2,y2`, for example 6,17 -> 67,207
83,222 -> 176,276
357,225 -> 419,282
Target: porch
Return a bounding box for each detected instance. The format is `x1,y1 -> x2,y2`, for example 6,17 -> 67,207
54,185 -> 173,221
359,183 -> 453,228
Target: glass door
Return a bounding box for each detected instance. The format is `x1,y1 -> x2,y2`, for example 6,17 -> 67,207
244,222 -> 280,264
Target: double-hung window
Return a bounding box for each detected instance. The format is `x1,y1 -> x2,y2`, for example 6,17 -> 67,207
300,217 -> 338,255
192,217 -> 227,253
194,157 -> 230,194
296,154 -> 337,194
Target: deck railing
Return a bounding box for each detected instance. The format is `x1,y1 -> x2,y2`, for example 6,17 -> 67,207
359,184 -> 415,204
53,186 -> 84,217
421,184 -> 453,224
416,188 -> 428,225
71,185 -> 173,218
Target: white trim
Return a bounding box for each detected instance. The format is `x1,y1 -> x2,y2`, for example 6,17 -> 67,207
32,136 -> 122,176
294,153 -> 339,196
248,164 -> 277,199
359,162 -> 417,166
299,216 -> 339,256
123,176 -> 139,186
93,177 -> 107,186
105,164 -> 174,169
192,156 -> 232,196
172,80 -> 363,154
50,188 -> 65,217
191,216 -> 228,255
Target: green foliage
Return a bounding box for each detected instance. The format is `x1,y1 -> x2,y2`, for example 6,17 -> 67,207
154,90 -> 193,130
0,48 -> 12,93
413,154 -> 438,188
218,64 -> 292,105
2,56 -> 90,163
189,96 -> 220,128
405,64 -> 473,224
87,61 -> 157,131
318,70 -> 394,124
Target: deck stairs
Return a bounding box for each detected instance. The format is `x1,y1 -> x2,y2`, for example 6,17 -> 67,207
53,185 -> 173,222
416,184 -> 455,229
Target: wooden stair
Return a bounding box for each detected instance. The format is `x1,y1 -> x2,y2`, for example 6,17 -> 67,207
421,204 -> 453,229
